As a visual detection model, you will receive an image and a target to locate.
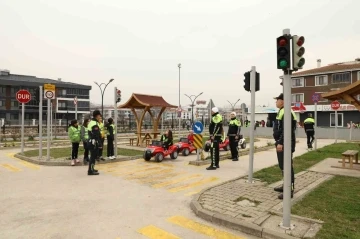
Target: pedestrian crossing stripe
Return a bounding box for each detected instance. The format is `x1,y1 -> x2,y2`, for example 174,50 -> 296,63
138,225 -> 180,239
193,134 -> 203,149
0,164 -> 22,172
167,215 -> 246,239
125,168 -> 173,179
136,216 -> 247,239
167,177 -> 218,192
151,174 -> 202,188
136,171 -> 187,183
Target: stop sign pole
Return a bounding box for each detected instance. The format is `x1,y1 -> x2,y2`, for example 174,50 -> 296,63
331,100 -> 340,143
16,90 -> 31,153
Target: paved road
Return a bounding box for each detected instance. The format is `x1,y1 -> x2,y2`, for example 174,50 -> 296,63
0,138 -> 339,239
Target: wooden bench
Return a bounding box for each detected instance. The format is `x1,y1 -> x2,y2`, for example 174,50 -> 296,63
129,138 -> 137,146
341,150 -> 359,169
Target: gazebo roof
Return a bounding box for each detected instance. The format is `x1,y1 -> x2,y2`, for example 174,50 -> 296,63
321,80 -> 360,110
118,93 -> 178,109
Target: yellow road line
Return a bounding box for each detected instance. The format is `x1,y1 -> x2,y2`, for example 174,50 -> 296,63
138,171 -> 186,183
19,161 -> 40,170
137,225 -> 180,239
167,215 -> 246,239
111,166 -> 161,176
167,177 -> 218,193
125,168 -> 173,179
184,190 -> 201,196
1,164 -> 22,172
151,174 -> 202,188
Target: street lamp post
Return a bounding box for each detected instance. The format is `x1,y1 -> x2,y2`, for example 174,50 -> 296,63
178,63 -> 181,137
227,99 -> 240,111
184,92 -> 203,125
94,79 -> 114,120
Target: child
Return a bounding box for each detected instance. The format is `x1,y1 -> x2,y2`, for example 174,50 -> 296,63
106,118 -> 115,159
187,130 -> 194,144
80,118 -> 90,164
68,119 -> 81,166
161,130 -> 173,150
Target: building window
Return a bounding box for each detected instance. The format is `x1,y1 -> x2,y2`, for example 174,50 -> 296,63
330,113 -> 343,127
331,72 -> 350,84
292,78 -> 304,88
0,87 -> 5,94
315,75 -> 328,86
291,93 -> 304,103
0,100 -> 4,107
10,114 -> 19,120
11,101 -> 19,107
358,71 -> 360,81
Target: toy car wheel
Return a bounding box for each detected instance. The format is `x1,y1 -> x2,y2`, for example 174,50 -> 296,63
170,151 -> 178,159
204,143 -> 210,152
241,142 -> 246,149
224,144 -> 230,151
143,151 -> 151,161
155,153 -> 164,162
182,148 -> 190,156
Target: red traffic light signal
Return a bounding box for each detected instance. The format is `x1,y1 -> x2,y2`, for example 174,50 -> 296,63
117,89 -> 121,94
276,35 -> 291,70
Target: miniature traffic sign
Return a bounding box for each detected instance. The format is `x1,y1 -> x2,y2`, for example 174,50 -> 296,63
311,93 -> 320,103
193,121 -> 204,134
16,89 -> 31,104
331,100 -> 340,110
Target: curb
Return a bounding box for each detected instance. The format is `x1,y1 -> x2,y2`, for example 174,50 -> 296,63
190,196 -> 296,239
189,145 -> 275,166
14,153 -> 143,166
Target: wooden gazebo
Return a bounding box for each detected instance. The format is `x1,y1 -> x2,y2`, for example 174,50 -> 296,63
321,80 -> 360,110
118,93 -> 177,146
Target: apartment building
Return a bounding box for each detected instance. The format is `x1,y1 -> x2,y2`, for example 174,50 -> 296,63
290,58 -> 360,127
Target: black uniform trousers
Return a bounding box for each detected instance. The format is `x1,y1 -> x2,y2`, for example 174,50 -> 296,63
275,144 -> 295,190
229,136 -> 238,159
89,146 -> 98,173
98,138 -> 105,158
306,131 -> 315,148
107,136 -> 114,157
210,137 -> 221,167
71,142 -> 79,159
83,141 -> 89,160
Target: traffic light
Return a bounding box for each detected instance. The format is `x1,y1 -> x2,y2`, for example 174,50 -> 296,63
243,71 -> 250,92
255,72 -> 260,92
292,35 -> 305,71
116,89 -> 121,103
276,35 -> 291,70
34,88 -> 40,102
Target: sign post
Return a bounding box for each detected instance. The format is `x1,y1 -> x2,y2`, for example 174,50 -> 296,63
248,66 -> 256,184
331,100 -> 340,143
44,84 -> 56,160
16,89 -> 31,154
39,86 -> 43,159
311,93 -> 320,150
114,87 -> 118,158
74,96 -> 78,120
193,121 -> 204,161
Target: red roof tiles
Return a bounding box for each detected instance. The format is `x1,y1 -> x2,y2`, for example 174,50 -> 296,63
292,63 -> 360,76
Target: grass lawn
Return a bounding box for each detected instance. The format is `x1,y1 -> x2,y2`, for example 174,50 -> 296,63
254,142 -> 360,239
23,147 -> 143,159
253,142 -> 360,184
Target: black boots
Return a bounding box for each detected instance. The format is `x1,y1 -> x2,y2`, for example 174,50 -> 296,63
274,185 -> 294,199
278,191 -> 294,199
274,185 -> 283,192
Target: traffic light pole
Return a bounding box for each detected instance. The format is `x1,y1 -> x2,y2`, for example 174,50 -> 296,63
280,27 -> 294,231
247,66 -> 256,184
114,87 -> 118,158
47,98 -> 50,160
39,86 -> 43,159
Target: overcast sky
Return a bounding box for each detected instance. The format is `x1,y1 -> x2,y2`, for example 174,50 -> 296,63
1,0 -> 359,108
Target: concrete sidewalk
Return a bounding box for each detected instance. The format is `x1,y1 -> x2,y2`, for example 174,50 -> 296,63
190,138 -> 343,239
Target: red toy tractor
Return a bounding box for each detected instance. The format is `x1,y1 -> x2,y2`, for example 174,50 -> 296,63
203,138 -> 230,152
143,140 -> 179,162
175,137 -> 197,156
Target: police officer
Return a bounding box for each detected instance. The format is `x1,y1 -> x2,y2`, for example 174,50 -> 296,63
304,113 -> 315,149
273,93 -> 297,199
87,110 -> 102,176
207,107 -> 223,170
227,112 -> 241,161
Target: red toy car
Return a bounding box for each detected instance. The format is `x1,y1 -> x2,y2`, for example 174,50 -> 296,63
203,138 -> 230,152
143,140 -> 179,162
175,137 -> 197,156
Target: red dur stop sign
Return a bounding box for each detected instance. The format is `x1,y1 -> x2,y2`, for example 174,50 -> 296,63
331,100 -> 340,110
16,90 -> 32,104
